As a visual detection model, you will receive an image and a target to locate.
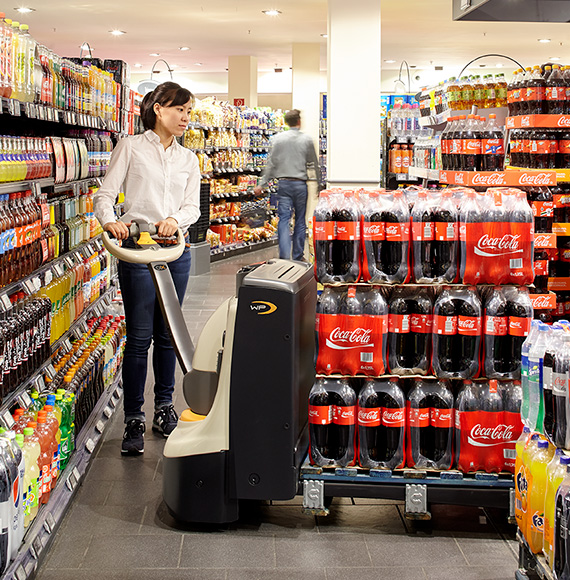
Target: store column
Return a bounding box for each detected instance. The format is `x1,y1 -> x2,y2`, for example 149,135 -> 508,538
228,56 -> 258,107
327,0 -> 381,187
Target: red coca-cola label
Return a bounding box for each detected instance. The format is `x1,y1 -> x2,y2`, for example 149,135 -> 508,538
327,316 -> 373,348
451,139 -> 462,155
333,405 -> 356,425
358,406 -> 381,427
531,140 -> 550,155
534,260 -> 548,276
433,314 -> 457,335
531,201 -> 554,218
336,221 -> 359,241
431,407 -> 454,428
458,315 -> 481,336
550,138 -> 559,154
389,313 -> 410,334
412,220 -> 434,241
434,221 -> 458,241
313,221 -> 335,241
482,139 -> 505,156
485,315 -> 508,336
408,405 -> 430,428
382,407 -> 406,427
384,222 -> 409,242
309,405 -> 332,425
362,221 -> 385,241
509,316 -> 531,337
527,87 -> 546,101
559,140 -> 570,154
410,313 -> 432,333
463,139 -> 482,155
471,173 -> 507,187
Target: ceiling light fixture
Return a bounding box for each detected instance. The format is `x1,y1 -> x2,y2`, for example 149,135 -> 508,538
179,46 -> 190,51
262,9 -> 281,16
194,62 -> 203,66
109,30 -> 126,36
384,59 -> 396,64
134,63 -> 142,68
550,56 -> 561,61
538,38 -> 551,43
496,63 -> 504,68
149,53 -> 160,57
321,33 -> 328,38
15,6 -> 34,13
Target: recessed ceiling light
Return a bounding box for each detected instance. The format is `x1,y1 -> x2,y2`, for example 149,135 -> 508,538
150,53 -> 160,57
80,43 -> 90,50
550,56 -> 561,61
109,30 -> 126,36
134,63 -> 142,68
262,9 -> 281,16
538,38 -> 551,43
194,63 -> 203,66
15,7 -> 34,13
384,59 -> 396,64
170,64 -> 179,68
321,33 -> 328,38
496,63 -> 504,68
179,46 -> 190,51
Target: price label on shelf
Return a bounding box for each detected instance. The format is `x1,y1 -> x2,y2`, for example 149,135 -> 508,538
37,105 -> 45,120
35,375 -> 45,392
114,386 -> 123,399
0,294 -> 11,312
44,512 -> 56,533
44,269 -> 53,286
108,396 -> 116,409
23,278 -> 37,295
66,471 -> 77,491
1,410 -> 14,430
63,338 -> 73,351
52,263 -> 64,277
73,327 -> 83,340
81,321 -> 89,333
30,534 -> 43,559
95,420 -> 104,434
14,564 -> 26,580
85,438 -> 95,453
45,364 -> 56,380
18,391 -> 32,409
103,406 -> 113,418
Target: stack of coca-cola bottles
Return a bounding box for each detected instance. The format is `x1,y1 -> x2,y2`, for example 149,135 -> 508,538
309,186 -> 536,473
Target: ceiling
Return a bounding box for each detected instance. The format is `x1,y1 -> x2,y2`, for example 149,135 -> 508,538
4,0 -> 570,77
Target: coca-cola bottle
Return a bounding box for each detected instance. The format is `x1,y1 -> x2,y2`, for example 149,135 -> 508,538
315,285 -> 342,375
484,286 -> 509,379
528,186 -> 554,233
530,129 -> 551,169
505,285 -> 533,377
407,379 -> 454,470
507,189 -> 535,286
388,287 -> 413,374
450,115 -> 466,171
339,286 -> 363,376
379,190 -> 410,284
432,190 -> 458,283
526,66 -> 546,115
308,377 -> 356,467
409,289 -> 433,375
362,286 -> 388,376
459,188 -> 481,284
480,114 -> 504,171
313,191 -> 333,283
545,64 -> 565,115
503,380 -> 523,474
411,189 -> 434,282
559,131 -> 570,169
361,191 -> 386,283
358,378 -> 405,469
510,130 -> 522,167
460,114 -> 482,171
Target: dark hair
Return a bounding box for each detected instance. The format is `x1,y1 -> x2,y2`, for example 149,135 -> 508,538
140,82 -> 195,130
284,109 -> 301,127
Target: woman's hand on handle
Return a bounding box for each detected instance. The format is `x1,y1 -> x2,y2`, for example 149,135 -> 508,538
104,221 -> 130,240
156,217 -> 179,237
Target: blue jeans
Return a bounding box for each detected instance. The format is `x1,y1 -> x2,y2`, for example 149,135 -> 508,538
118,243 -> 191,422
277,180 -> 307,261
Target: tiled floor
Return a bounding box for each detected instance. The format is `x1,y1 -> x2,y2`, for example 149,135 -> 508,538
35,247 -> 520,580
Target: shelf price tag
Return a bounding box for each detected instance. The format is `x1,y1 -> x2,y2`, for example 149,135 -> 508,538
72,466 -> 80,482
14,564 -> 26,580
30,534 -> 43,559
18,391 -> 32,409
62,338 -> 73,352
44,511 -> 56,533
23,278 -> 37,295
73,327 -> 83,340
37,105 -> 45,120
52,263 -> 64,277
45,364 -> 56,380
108,396 -> 117,409
103,406 -> 113,418
95,420 -> 104,434
85,438 -> 95,453
66,470 -> 78,491
114,386 -> 123,399
35,376 -> 45,393
0,294 -> 11,312
1,410 -> 14,430
44,269 -> 53,286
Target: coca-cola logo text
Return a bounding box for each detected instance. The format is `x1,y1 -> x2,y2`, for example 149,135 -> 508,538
326,327 -> 374,350
530,294 -> 555,309
518,173 -> 555,186
364,224 -> 383,236
557,116 -> 570,127
471,173 -> 506,186
467,423 -> 515,447
382,409 -> 405,425
521,116 -> 531,127
458,318 -> 476,330
358,409 -> 379,423
534,233 -> 555,248
474,233 -> 521,257
385,225 -> 400,236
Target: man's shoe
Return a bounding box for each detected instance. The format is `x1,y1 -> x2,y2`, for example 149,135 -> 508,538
152,404 -> 178,437
122,419 -> 145,455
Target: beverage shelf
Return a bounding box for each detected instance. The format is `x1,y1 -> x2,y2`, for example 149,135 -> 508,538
0,177 -> 98,197
418,110 -> 451,128
0,372 -> 123,580
0,97 -> 121,133
516,531 -> 555,580
440,169 -> 557,187
0,282 -> 118,418
210,236 -> 278,262
408,167 -> 440,180
506,115 -> 570,130
506,167 -> 570,184
187,123 -> 282,135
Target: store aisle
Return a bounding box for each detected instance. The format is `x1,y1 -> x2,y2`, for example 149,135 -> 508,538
35,246 -> 518,580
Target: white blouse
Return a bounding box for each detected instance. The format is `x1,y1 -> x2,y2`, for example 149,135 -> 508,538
94,130 -> 201,231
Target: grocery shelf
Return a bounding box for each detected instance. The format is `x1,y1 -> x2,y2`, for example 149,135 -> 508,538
408,167 -> 440,180
210,236 -> 278,261
0,372 -> 124,580
440,169 -> 557,187
516,531 -> 555,580
0,177 -> 97,196
506,115 -> 570,129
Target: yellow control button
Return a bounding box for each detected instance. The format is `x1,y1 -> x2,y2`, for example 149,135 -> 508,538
180,408 -> 207,422
137,231 -> 158,246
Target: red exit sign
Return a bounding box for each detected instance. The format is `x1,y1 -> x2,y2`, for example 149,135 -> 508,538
234,98 -> 245,106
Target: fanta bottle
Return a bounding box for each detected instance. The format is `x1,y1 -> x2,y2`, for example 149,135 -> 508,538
515,428 -> 533,532
545,453 -> 570,565
34,413 -> 52,504
528,440 -> 555,552
21,427 -> 39,526
43,405 -> 60,488
520,433 -> 541,539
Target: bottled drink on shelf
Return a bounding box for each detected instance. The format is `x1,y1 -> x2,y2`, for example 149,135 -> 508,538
480,114 -> 504,171
460,114 -> 482,171
446,77 -> 461,111
545,64 -> 566,115
495,73 -> 508,107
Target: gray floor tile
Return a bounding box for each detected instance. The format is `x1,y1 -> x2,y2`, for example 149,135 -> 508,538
81,534 -> 183,570
455,537 -> 518,566
85,455 -> 159,482
60,503 -> 145,536
105,477 -> 162,506
74,479 -> 113,506
423,566 -> 518,579
228,504 -> 318,537
42,533 -> 92,570
229,571 -> 325,580
326,568 -> 427,580
275,535 -> 371,568
37,571 -> 129,580
365,536 -> 468,568
178,535 -> 275,568
317,504 -> 406,535
126,570 -> 227,580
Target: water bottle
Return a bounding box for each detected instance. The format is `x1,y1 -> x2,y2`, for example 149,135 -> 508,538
521,320 -> 539,427
528,323 -> 550,432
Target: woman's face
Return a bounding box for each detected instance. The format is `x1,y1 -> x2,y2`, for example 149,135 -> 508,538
154,99 -> 193,137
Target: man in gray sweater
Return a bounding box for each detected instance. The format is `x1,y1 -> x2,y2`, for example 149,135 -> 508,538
254,109 -> 320,261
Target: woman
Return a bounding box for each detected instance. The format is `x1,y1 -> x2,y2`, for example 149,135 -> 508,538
94,82 -> 200,455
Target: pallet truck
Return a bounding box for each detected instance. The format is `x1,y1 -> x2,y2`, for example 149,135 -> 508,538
103,222 -> 317,523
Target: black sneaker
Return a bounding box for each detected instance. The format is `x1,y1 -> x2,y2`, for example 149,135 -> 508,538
152,404 -> 178,437
121,419 -> 145,455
